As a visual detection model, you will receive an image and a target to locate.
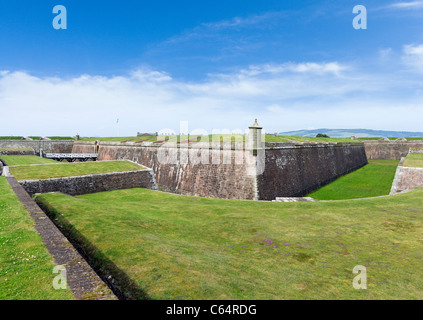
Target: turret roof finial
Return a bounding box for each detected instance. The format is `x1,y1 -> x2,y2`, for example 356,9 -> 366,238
249,118 -> 262,129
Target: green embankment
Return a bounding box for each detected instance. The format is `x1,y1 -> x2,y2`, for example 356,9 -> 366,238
307,160 -> 399,200
78,135 -> 362,143
10,160 -> 144,181
0,177 -> 74,300
36,187 -> 423,300
0,155 -> 58,166
403,153 -> 423,168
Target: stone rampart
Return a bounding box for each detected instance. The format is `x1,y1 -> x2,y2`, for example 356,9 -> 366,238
19,169 -> 157,196
258,143 -> 368,200
364,141 -> 423,160
390,158 -> 423,195
0,140 -> 74,154
0,149 -> 35,155
73,141 -> 368,200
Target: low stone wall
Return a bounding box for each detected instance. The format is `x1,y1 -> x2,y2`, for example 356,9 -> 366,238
0,149 -> 35,155
364,141 -> 423,160
0,161 -> 3,176
19,169 -> 157,196
0,140 -> 74,154
390,158 -> 423,194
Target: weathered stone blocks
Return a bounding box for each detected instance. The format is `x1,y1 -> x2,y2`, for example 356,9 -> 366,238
73,141 -> 368,201
19,169 -> 157,196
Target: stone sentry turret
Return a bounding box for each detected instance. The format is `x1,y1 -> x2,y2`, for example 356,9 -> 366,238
248,119 -> 263,155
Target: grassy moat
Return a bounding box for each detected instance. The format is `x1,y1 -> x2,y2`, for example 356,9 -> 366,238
2,152 -> 422,300
35,187 -> 423,300
307,160 -> 399,200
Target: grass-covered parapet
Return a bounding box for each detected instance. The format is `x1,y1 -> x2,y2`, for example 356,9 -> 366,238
10,160 -> 145,181
403,153 -> 423,168
0,155 -> 58,166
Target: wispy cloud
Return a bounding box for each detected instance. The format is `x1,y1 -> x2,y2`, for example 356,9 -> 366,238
201,11 -> 286,30
402,44 -> 423,72
385,1 -> 423,9
161,11 -> 287,46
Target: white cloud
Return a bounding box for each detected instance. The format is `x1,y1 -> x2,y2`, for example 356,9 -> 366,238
237,62 -> 347,77
0,60 -> 422,136
387,1 -> 423,9
201,11 -> 286,30
402,44 -> 423,72
379,48 -> 393,61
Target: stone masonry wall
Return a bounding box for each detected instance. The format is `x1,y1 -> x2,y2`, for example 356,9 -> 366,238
364,141 -> 423,160
73,141 -> 367,200
390,158 -> 423,195
73,142 -> 258,200
0,140 -> 74,154
0,149 -> 35,156
19,170 -> 157,197
257,143 -> 368,200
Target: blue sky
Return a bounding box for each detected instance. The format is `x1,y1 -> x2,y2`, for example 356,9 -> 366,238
1,0 -> 423,136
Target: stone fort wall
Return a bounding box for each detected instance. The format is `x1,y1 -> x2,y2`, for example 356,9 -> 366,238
74,141 -> 258,200
258,143 -> 368,200
0,140 -> 74,153
20,169 -> 157,197
363,141 -> 423,160
73,141 -> 368,200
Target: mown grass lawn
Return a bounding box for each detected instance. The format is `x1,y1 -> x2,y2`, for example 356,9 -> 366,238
0,177 -> 74,300
403,154 -> 423,168
0,155 -> 58,166
307,160 -> 399,200
35,187 -> 423,300
10,160 -> 144,181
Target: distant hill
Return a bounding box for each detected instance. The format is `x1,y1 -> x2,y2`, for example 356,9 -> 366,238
277,129 -> 423,138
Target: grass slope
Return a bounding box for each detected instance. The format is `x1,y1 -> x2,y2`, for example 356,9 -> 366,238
1,155 -> 58,166
0,177 -> 74,300
403,154 -> 423,168
10,160 -> 144,181
307,160 -> 399,200
35,187 -> 423,300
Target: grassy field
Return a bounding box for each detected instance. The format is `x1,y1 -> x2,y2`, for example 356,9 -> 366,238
79,136 -> 156,142
10,160 -> 144,181
275,136 -> 357,143
403,154 -> 423,168
35,187 -> 423,300
307,160 -> 399,200
0,136 -> 24,140
0,155 -> 58,166
45,137 -> 74,140
0,177 -> 74,300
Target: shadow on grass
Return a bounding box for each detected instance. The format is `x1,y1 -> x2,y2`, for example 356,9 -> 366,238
36,196 -> 151,300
